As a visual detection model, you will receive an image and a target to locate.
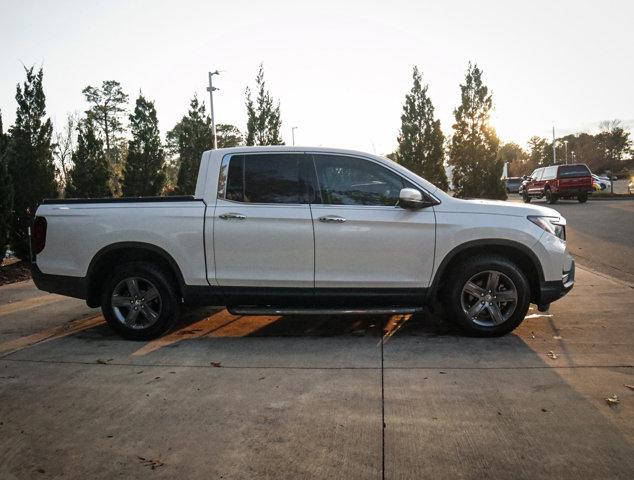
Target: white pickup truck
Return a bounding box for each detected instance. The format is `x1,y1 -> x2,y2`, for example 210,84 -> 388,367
31,146 -> 574,339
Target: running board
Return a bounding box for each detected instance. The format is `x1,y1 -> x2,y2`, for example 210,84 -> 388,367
227,307 -> 423,316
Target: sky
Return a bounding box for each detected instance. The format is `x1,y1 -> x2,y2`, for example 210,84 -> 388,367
1,0 -> 633,155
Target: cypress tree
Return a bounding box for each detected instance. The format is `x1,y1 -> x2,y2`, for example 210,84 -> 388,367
0,111 -> 14,260
245,64 -> 284,146
166,95 -> 213,195
122,94 -> 166,197
395,67 -> 448,190
448,63 -> 506,200
66,118 -> 111,198
6,67 -> 57,259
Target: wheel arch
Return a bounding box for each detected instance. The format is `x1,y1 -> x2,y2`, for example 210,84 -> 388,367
430,239 -> 544,304
86,242 -> 185,307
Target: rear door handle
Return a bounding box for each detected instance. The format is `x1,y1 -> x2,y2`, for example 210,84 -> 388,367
318,215 -> 347,223
219,212 -> 246,220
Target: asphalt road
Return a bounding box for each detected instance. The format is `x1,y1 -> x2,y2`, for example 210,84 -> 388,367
510,196 -> 634,284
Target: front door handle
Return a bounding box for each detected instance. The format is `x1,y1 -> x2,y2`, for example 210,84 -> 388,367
219,212 -> 246,220
319,215 -> 347,223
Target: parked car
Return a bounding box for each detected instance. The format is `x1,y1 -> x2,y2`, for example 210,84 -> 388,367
519,164 -> 593,204
592,174 -> 610,190
505,177 -> 523,193
31,147 -> 575,339
592,177 -> 603,192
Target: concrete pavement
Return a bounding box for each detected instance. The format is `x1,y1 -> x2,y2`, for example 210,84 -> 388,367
0,266 -> 633,479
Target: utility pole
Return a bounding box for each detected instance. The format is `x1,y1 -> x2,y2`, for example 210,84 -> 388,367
564,140 -> 569,165
207,70 -> 220,149
552,125 -> 557,165
291,126 -> 298,146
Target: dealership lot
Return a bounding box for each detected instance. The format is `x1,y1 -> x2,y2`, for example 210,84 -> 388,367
1,199 -> 634,479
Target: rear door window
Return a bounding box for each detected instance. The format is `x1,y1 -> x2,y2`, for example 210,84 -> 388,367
224,154 -> 307,204
557,165 -> 591,178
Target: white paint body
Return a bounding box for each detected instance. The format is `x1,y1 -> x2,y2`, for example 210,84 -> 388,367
35,146 -> 571,290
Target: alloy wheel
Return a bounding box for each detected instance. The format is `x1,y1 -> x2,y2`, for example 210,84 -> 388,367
111,277 -> 162,329
460,270 -> 518,327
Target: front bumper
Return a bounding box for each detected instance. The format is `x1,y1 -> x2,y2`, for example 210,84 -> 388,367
538,259 -> 575,304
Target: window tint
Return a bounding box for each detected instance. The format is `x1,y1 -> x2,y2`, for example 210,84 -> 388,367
225,154 -> 304,204
531,168 -> 543,180
557,164 -> 591,178
313,154 -> 410,206
542,166 -> 558,180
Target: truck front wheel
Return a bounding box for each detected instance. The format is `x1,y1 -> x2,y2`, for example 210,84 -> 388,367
101,262 -> 180,340
442,255 -> 530,337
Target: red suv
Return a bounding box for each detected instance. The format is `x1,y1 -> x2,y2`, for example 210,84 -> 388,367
520,164 -> 593,204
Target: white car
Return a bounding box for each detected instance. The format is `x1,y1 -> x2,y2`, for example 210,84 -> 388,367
31,146 -> 574,339
592,174 -> 611,190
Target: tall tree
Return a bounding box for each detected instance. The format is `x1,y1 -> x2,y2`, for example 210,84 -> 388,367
65,118 -> 111,198
122,94 -> 166,196
6,67 -> 57,259
216,123 -> 243,148
166,95 -> 213,195
82,80 -> 128,195
597,120 -> 631,193
245,64 -> 284,146
448,63 -> 506,199
53,113 -> 77,195
394,67 -> 448,190
499,142 -> 530,177
0,110 -> 14,260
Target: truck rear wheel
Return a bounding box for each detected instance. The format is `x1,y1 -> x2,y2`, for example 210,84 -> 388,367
442,255 -> 530,337
101,262 -> 180,340
577,193 -> 588,203
545,189 -> 558,204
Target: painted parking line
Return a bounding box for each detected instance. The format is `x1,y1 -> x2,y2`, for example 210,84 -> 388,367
0,294 -> 66,317
0,314 -> 105,355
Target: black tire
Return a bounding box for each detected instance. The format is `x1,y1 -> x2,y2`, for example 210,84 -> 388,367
577,193 -> 588,203
521,190 -> 531,203
545,189 -> 558,204
442,255 -> 531,337
101,262 -> 180,340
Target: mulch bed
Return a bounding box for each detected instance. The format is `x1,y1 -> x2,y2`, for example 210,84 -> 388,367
0,258 -> 32,286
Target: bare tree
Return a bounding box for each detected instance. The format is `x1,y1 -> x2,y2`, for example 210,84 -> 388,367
53,113 -> 78,194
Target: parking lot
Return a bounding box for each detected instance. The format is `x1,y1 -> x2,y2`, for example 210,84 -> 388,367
1,199 -> 633,479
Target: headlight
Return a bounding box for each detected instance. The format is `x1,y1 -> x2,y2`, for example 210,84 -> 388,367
528,215 -> 566,240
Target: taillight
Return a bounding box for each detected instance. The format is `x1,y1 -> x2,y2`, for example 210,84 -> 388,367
32,216 -> 47,255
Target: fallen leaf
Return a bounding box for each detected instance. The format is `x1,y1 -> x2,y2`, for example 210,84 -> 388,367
624,384 -> 634,391
553,335 -> 562,340
211,362 -> 222,368
547,351 -> 559,360
541,408 -> 548,412
96,358 -> 113,364
605,394 -> 619,406
137,456 -> 165,470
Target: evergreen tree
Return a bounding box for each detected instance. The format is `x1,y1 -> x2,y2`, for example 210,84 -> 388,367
0,111 -> 14,260
122,94 -> 166,196
82,80 -> 128,195
166,95 -> 213,195
65,118 -> 111,198
245,64 -> 284,146
6,67 -> 57,259
395,67 -> 448,190
216,123 -> 243,148
448,63 -> 506,199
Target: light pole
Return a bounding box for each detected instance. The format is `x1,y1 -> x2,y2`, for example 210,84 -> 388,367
291,126 -> 298,146
552,125 -> 557,165
564,140 -> 569,165
207,70 -> 220,149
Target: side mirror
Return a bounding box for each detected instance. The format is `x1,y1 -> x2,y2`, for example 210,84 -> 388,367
399,188 -> 430,209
